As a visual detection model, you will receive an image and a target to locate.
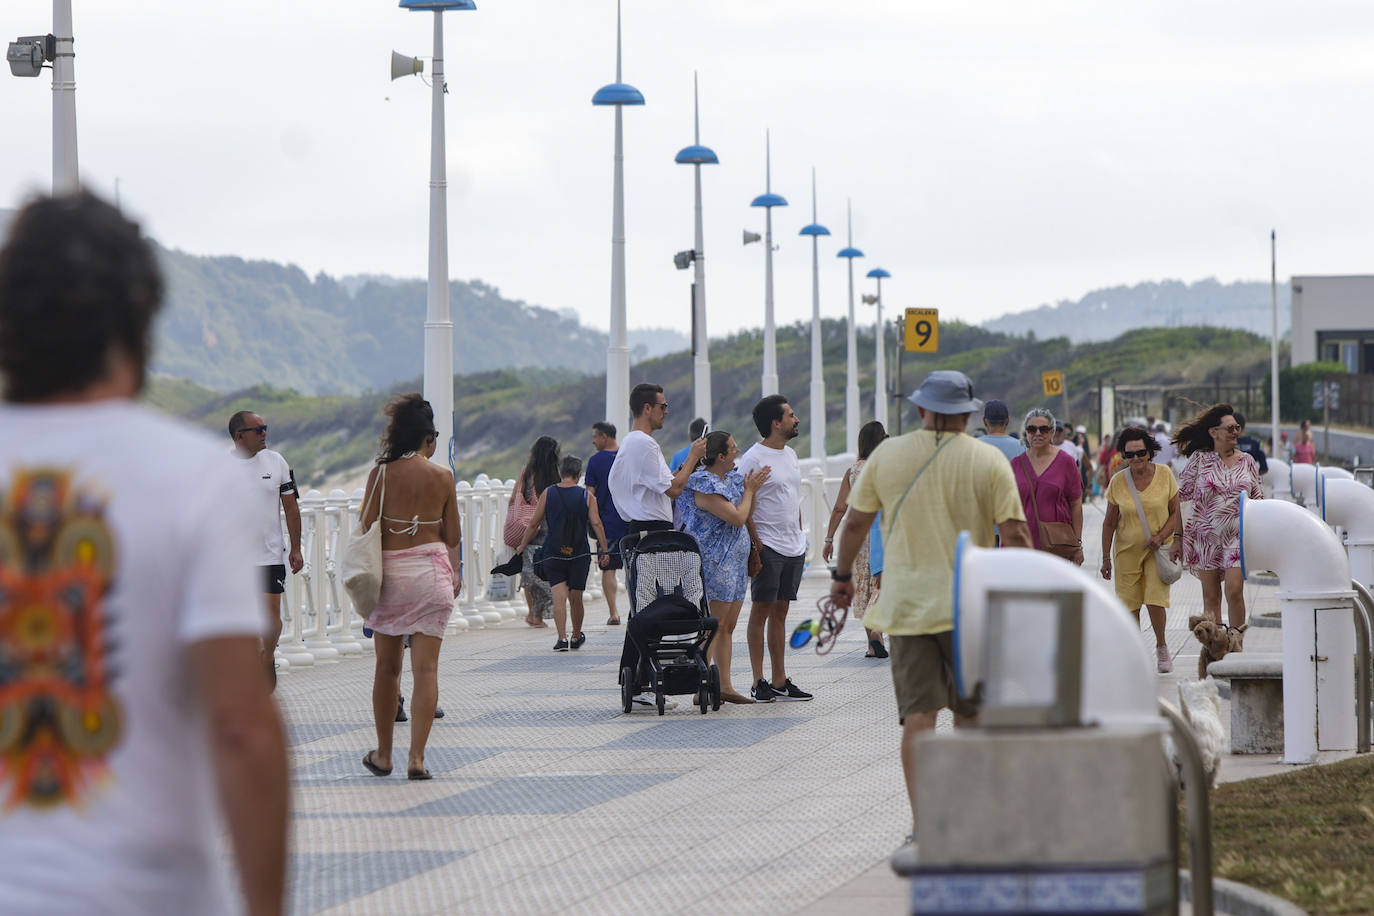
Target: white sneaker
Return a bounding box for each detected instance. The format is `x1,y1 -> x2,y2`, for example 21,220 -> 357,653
631,693 -> 678,710
1156,645 -> 1173,674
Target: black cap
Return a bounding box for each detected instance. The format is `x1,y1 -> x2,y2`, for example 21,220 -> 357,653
983,399 -> 1010,425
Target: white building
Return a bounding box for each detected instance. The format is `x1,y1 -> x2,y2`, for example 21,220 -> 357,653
1290,275 -> 1374,373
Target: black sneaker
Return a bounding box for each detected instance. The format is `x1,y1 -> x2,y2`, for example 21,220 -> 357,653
771,678 -> 813,701
434,705 -> 445,720
569,632 -> 586,650
553,638 -> 570,652
395,696 -> 408,723
750,679 -> 776,703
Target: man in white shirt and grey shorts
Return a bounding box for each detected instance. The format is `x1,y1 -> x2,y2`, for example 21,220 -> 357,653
736,395 -> 813,703
229,410 -> 304,688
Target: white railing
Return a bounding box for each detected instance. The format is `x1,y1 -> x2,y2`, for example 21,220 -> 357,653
272,468 -> 845,675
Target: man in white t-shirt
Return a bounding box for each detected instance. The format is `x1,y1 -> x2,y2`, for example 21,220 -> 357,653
1152,423 -> 1176,466
229,410 -> 303,689
0,193 -> 286,915
736,395 -> 813,703
608,383 -> 704,535
609,383 -> 705,709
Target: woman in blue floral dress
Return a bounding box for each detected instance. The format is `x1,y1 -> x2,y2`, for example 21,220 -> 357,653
677,431 -> 770,703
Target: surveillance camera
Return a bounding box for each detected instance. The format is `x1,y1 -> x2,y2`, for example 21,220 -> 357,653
673,250 -> 695,270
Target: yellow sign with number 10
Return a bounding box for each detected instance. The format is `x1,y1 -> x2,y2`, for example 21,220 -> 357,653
904,308 -> 939,353
1042,370 -> 1064,397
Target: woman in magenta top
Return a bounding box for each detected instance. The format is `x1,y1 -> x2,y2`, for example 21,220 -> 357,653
1010,408 -> 1085,565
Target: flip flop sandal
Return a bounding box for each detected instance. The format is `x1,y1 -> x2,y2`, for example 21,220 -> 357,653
362,751 -> 392,778
407,768 -> 433,781
868,638 -> 890,659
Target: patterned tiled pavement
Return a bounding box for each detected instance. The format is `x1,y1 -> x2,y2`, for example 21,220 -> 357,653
267,499 -> 1340,915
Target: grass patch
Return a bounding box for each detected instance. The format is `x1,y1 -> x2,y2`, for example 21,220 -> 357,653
1179,755 -> 1374,914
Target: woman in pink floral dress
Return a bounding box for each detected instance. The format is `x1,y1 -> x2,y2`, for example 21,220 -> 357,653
1172,403 -> 1263,629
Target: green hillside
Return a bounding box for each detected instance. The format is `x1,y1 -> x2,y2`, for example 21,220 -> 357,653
147,323 -> 1278,489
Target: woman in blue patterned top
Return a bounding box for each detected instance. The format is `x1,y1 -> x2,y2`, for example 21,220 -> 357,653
677,431 -> 770,704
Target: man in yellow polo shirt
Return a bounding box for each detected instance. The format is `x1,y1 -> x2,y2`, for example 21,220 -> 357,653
829,370 -> 1030,872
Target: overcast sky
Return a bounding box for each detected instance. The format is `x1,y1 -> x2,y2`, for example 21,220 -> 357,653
5,1 -> 1374,338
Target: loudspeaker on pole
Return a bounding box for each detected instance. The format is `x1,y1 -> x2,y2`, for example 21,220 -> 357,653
391,51 -> 423,81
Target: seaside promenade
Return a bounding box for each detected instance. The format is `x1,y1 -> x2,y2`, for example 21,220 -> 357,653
269,501 -> 1334,915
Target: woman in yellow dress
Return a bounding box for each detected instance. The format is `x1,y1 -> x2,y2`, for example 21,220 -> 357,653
1100,425 -> 1182,674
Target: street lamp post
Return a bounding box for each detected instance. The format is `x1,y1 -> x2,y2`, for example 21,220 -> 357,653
675,73 -> 718,424
836,201 -> 864,455
748,130 -> 787,398
800,169 -> 830,462
592,0 -> 644,429
864,268 -> 891,429
398,0 -> 475,467
7,3 -> 77,192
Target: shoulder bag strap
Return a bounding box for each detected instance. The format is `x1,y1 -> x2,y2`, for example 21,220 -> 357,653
1015,456 -> 1043,529
359,461 -> 387,529
1124,468 -> 1155,539
882,437 -> 953,544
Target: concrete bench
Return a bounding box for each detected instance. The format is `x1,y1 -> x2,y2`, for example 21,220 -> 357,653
1207,654 -> 1283,754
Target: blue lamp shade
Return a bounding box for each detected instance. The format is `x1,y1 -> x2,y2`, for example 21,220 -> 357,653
399,0 -> 477,9
836,247 -> 864,259
799,223 -> 831,237
867,267 -> 891,279
592,83 -> 645,106
750,193 -> 788,208
675,144 -> 718,165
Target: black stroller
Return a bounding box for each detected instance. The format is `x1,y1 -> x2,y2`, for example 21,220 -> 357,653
617,530 -> 720,715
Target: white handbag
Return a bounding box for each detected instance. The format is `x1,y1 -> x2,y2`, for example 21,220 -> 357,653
1124,468 -> 1183,586
342,462 -> 387,618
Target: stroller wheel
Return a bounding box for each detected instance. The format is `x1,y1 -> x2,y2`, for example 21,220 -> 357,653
656,691 -> 666,716
620,666 -> 635,714
708,664 -> 721,711
697,686 -> 709,714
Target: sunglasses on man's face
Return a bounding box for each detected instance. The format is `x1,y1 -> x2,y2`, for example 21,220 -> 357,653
239,425 -> 267,435
1122,448 -> 1148,459
1025,424 -> 1052,435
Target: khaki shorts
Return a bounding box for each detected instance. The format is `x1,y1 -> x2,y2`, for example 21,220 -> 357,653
889,631 -> 980,723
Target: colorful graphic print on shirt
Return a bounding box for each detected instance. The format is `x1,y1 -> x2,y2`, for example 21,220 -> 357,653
0,467 -> 123,810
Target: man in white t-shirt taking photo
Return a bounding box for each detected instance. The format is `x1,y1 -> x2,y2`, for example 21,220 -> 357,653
0,192 -> 286,915
229,409 -> 304,688
609,383 -> 705,708
736,395 -> 812,703
828,370 -> 1029,873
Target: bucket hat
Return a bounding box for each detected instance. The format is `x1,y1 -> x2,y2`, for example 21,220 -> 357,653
908,370 -> 982,415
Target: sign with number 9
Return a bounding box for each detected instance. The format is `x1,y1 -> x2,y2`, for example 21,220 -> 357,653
904,308 -> 939,353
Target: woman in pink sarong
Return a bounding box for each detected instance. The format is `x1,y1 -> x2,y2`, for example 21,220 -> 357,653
358,394 -> 462,781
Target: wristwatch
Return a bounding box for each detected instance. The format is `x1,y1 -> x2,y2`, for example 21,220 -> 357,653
830,569 -> 852,582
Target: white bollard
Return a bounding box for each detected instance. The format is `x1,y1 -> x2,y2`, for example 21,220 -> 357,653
803,464 -> 830,578
324,489 -> 363,657
299,492 -> 341,663
448,482 -> 482,633
1240,494 -> 1357,762
462,480 -> 502,626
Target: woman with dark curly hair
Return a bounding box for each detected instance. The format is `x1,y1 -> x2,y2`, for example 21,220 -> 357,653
1100,425 -> 1181,673
507,436 -> 560,626
358,393 -> 461,781
1173,402 -> 1263,629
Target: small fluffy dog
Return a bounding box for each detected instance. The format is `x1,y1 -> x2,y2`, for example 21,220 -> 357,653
1160,679 -> 1227,788
1188,615 -> 1247,679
